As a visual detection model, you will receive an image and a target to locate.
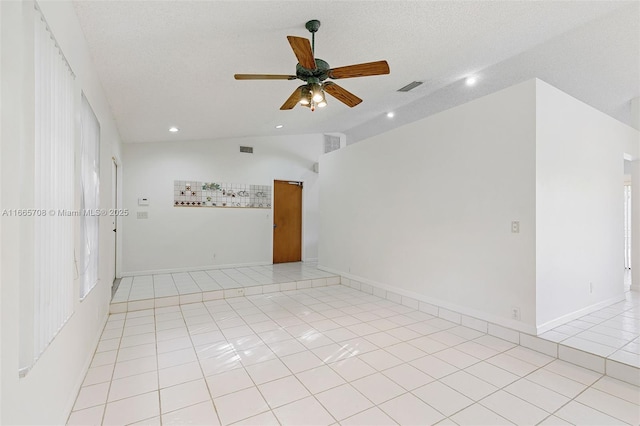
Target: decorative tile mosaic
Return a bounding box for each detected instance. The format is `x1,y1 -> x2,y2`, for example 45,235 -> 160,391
174,181 -> 271,209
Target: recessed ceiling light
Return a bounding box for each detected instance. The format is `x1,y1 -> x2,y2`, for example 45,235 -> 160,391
169,126 -> 179,133
275,124 -> 284,129
386,112 -> 395,118
465,76 -> 477,86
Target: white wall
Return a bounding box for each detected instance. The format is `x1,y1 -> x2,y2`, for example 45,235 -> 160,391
631,97 -> 640,130
319,78 -> 639,334
535,80 -> 638,330
0,1 -> 122,423
122,134 -> 323,274
319,80 -> 538,332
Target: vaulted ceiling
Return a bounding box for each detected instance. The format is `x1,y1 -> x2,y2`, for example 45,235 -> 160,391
72,1 -> 640,144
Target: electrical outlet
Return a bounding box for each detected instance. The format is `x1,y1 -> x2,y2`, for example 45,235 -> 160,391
511,306 -> 521,320
511,221 -> 520,233
589,282 -> 593,293
225,288 -> 245,298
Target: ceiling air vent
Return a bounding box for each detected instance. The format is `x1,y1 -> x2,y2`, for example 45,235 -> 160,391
324,135 -> 340,154
239,146 -> 253,154
397,81 -> 423,92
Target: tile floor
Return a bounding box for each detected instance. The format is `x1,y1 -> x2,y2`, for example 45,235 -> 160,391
70,285 -> 640,425
540,291 -> 640,368
113,264 -> 336,302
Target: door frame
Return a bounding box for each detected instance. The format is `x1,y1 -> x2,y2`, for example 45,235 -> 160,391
111,156 -> 121,282
272,178 -> 305,263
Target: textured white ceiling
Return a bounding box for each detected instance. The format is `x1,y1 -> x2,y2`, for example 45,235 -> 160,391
72,1 -> 639,144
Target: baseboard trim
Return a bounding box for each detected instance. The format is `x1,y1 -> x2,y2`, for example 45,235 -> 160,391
121,261 -> 273,276
317,265 -> 538,335
535,293 -> 627,334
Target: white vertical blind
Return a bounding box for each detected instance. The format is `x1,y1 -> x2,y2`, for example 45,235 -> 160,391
80,93 -> 100,298
33,7 -> 75,362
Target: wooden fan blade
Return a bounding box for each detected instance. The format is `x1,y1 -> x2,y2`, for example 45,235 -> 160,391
328,60 -> 390,79
287,36 -> 316,70
323,82 -> 362,108
280,85 -> 305,110
235,74 -> 297,80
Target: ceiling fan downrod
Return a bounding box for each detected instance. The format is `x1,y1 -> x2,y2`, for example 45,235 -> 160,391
305,19 -> 321,57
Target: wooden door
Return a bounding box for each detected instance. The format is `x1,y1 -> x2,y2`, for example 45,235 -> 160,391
273,180 -> 302,263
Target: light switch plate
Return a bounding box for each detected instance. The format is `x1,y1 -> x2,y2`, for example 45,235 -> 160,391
511,221 -> 520,233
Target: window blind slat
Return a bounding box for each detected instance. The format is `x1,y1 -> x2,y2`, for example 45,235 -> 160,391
32,8 -> 75,363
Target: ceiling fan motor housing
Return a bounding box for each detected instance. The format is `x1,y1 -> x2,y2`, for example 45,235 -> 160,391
296,58 -> 330,81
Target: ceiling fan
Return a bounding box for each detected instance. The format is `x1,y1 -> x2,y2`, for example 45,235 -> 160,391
234,19 -> 390,111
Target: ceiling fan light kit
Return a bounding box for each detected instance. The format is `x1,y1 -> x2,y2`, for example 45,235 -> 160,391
234,19 -> 390,111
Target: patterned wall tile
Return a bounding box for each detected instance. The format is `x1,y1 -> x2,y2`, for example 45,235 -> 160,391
174,180 -> 272,209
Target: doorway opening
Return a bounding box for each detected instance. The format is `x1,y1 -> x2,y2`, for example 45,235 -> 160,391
273,180 -> 303,264
624,181 -> 632,270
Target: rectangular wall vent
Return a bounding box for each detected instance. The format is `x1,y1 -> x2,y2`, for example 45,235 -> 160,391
324,135 -> 340,154
239,146 -> 253,153
397,81 -> 423,92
